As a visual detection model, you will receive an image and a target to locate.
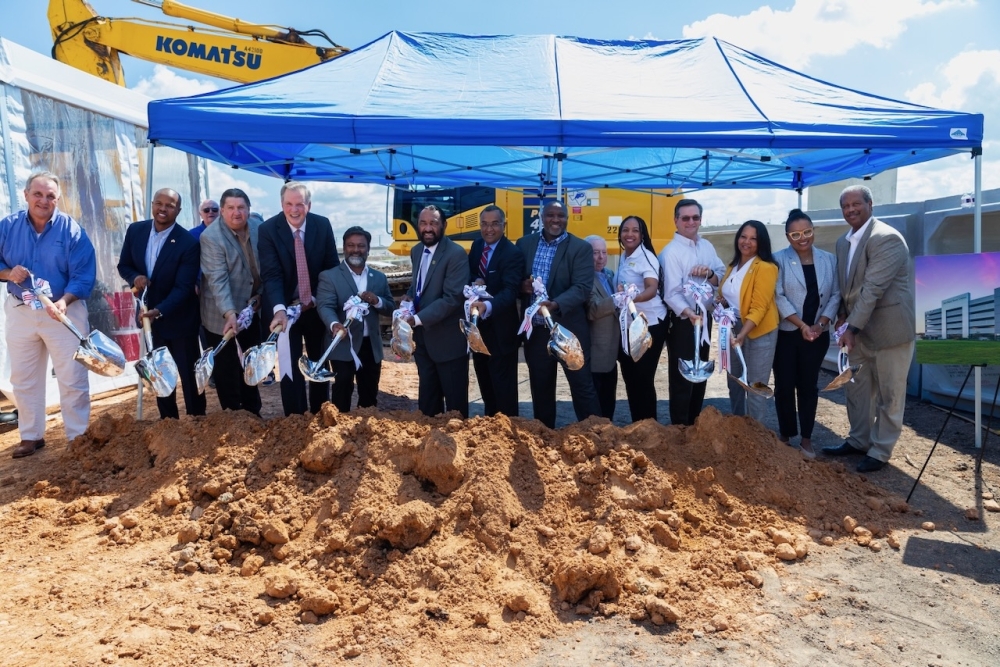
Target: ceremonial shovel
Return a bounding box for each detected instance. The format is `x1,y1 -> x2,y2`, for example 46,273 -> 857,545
135,289 -> 179,397
194,331 -> 232,394
459,310 -> 490,355
243,324 -> 284,386
21,279 -> 126,377
298,329 -> 347,383
729,343 -> 774,399
538,305 -> 585,371
822,348 -> 863,392
626,301 -> 652,362
678,303 -> 714,383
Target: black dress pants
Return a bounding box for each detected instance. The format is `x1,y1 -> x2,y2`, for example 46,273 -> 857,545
772,329 -> 829,439
473,346 -> 519,417
151,331 -> 206,419
278,308 -> 330,415
331,337 -> 381,412
618,318 -> 666,422
523,329 -> 600,429
204,315 -> 262,416
592,367 -> 618,420
666,313 -> 711,426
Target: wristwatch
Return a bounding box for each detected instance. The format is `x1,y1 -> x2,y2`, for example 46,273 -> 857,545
847,325 -> 861,335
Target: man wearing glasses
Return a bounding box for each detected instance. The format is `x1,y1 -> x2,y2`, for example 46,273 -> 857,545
659,198 -> 725,426
191,199 -> 219,242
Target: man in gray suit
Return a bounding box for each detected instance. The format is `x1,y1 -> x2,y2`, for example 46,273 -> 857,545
823,185 -> 915,472
402,205 -> 471,418
316,226 -> 395,412
517,201 -> 601,428
199,188 -> 263,415
586,235 -> 618,420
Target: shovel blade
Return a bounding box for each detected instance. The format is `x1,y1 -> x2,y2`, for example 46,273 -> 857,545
243,342 -> 278,386
748,382 -> 774,399
298,354 -> 337,383
460,320 -> 491,355
194,351 -> 214,395
679,358 -> 712,384
822,365 -> 862,392
547,323 -> 585,371
628,316 -> 652,362
74,330 -> 127,377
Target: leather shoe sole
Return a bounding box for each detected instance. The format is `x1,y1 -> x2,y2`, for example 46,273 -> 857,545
821,442 -> 863,457
12,439 -> 44,459
857,456 -> 887,473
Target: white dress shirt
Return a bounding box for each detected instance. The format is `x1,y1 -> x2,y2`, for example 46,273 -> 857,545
347,266 -> 383,336
615,245 -> 667,323
845,216 -> 873,278
658,232 -> 726,318
721,257 -> 755,319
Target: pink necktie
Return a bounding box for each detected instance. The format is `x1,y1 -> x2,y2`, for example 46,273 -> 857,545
479,245 -> 490,278
294,229 -> 312,307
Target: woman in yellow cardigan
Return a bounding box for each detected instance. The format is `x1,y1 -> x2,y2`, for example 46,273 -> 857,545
718,220 -> 779,421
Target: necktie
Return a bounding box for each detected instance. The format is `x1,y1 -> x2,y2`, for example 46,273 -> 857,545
415,248 -> 431,309
294,229 -> 312,308
479,245 -> 491,279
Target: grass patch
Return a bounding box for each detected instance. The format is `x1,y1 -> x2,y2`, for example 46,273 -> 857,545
916,339 -> 1000,365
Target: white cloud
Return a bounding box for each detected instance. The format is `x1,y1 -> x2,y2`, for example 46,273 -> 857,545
682,0 -> 973,69
896,145 -> 1000,203
130,64 -> 218,99
904,49 -> 1000,109
694,188 -> 800,227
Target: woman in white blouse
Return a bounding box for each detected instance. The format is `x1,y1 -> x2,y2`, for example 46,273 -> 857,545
614,215 -> 668,421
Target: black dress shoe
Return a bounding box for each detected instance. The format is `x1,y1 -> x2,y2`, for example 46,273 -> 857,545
822,442 -> 863,457
857,456 -> 887,473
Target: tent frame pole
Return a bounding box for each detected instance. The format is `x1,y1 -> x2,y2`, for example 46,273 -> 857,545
974,151 -> 983,448
137,142 -> 156,421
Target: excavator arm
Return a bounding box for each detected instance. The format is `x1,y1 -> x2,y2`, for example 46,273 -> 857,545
49,0 -> 348,86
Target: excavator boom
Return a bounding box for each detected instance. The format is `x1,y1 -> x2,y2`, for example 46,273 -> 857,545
49,0 -> 347,86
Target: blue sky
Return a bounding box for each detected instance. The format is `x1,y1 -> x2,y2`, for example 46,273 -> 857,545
4,0 -> 999,238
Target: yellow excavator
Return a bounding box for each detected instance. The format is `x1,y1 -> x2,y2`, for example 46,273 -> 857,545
49,0 -> 348,85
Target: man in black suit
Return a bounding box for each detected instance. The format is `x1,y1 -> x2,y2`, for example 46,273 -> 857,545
516,200 -> 601,429
259,182 -> 340,415
403,205 -> 471,418
468,205 -> 525,416
117,188 -> 205,419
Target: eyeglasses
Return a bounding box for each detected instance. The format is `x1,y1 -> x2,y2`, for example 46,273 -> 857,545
202,207 -> 219,213
787,228 -> 815,241
677,215 -> 701,222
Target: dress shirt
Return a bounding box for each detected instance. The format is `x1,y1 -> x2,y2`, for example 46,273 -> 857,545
145,223 -> 175,276
615,246 -> 667,323
658,232 -> 725,318
530,231 -> 568,287
413,243 -> 438,327
478,241 -> 496,318
845,217 -> 873,277
348,266 -> 382,336
274,221 -> 311,314
0,208 -> 96,301
721,257 -> 756,319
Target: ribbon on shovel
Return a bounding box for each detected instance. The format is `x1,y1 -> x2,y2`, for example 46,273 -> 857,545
712,303 -> 738,375
276,304 -> 303,381
682,279 -> 714,348
517,277 -> 548,339
342,294 -> 370,370
231,302 -> 258,366
612,283 -> 641,356
463,284 -> 493,320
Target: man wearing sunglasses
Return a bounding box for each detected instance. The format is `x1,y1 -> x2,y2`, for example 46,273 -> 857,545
191,199 -> 219,242
659,198 -> 725,426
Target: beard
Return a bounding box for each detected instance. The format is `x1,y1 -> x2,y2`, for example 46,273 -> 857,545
347,254 -> 366,268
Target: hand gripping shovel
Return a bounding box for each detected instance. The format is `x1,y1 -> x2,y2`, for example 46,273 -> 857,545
135,290 -> 179,397
729,343 -> 774,399
626,300 -> 652,362
678,304 -> 714,383
194,330 -> 233,394
459,311 -> 491,355
822,347 -> 863,392
21,278 -> 126,377
538,305 -> 585,371
298,329 -> 347,383
243,324 -> 283,387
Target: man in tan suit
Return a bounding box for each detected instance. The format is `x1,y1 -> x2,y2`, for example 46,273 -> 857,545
823,185 -> 915,472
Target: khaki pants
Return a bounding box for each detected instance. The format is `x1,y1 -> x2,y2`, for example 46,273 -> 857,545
5,297 -> 91,441
845,336 -> 914,462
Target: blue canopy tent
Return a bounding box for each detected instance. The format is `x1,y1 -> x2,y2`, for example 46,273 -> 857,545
147,31 -> 983,194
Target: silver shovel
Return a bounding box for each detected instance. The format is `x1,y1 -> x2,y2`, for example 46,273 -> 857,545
243,324 -> 283,386
626,300 -> 652,362
460,310 -> 491,355
538,305 -> 585,371
298,329 -> 347,383
729,343 -> 774,399
822,348 -> 863,392
21,279 -> 126,377
679,304 -> 714,383
135,291 -> 179,398
194,330 -> 233,395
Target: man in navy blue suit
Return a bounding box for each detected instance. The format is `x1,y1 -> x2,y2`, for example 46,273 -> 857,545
117,188 -> 205,419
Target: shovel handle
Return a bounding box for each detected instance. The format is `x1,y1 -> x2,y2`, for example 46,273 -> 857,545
537,304 -> 556,330
315,329 -> 347,367
21,283 -> 83,339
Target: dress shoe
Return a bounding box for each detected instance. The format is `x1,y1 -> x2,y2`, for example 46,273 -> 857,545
12,438 -> 45,459
822,441 -> 863,457
856,456 -> 887,473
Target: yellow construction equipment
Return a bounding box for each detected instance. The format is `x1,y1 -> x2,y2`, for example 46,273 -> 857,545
49,0 -> 348,85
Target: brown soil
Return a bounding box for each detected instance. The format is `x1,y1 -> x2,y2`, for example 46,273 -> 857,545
0,360 -> 998,666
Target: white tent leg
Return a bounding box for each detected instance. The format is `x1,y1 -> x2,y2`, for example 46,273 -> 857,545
974,152 -> 983,448
137,143 -> 156,420
556,152 -> 563,204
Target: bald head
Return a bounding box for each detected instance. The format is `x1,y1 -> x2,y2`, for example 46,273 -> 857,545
151,188 -> 182,231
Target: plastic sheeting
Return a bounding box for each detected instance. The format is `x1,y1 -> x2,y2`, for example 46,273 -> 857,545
148,32 -> 984,192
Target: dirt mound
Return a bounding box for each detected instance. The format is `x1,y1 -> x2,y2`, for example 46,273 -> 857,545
19,404 -> 915,662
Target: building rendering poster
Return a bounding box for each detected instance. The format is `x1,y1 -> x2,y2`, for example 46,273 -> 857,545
915,251 -> 1000,366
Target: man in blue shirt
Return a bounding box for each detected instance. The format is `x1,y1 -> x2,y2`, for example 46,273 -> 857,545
0,171 -> 97,458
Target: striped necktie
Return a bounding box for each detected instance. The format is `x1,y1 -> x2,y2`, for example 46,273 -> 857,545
479,244 -> 491,278
294,229 -> 312,307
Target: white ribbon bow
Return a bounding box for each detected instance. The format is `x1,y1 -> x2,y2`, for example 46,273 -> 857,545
682,279 -> 714,348
343,294 -> 370,369
276,304 -> 302,381
232,301 -> 259,367
393,299 -> 415,323
713,303 -> 738,374
612,283 -> 641,356
517,277 -> 548,339
463,284 -> 493,320
833,322 -> 849,343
